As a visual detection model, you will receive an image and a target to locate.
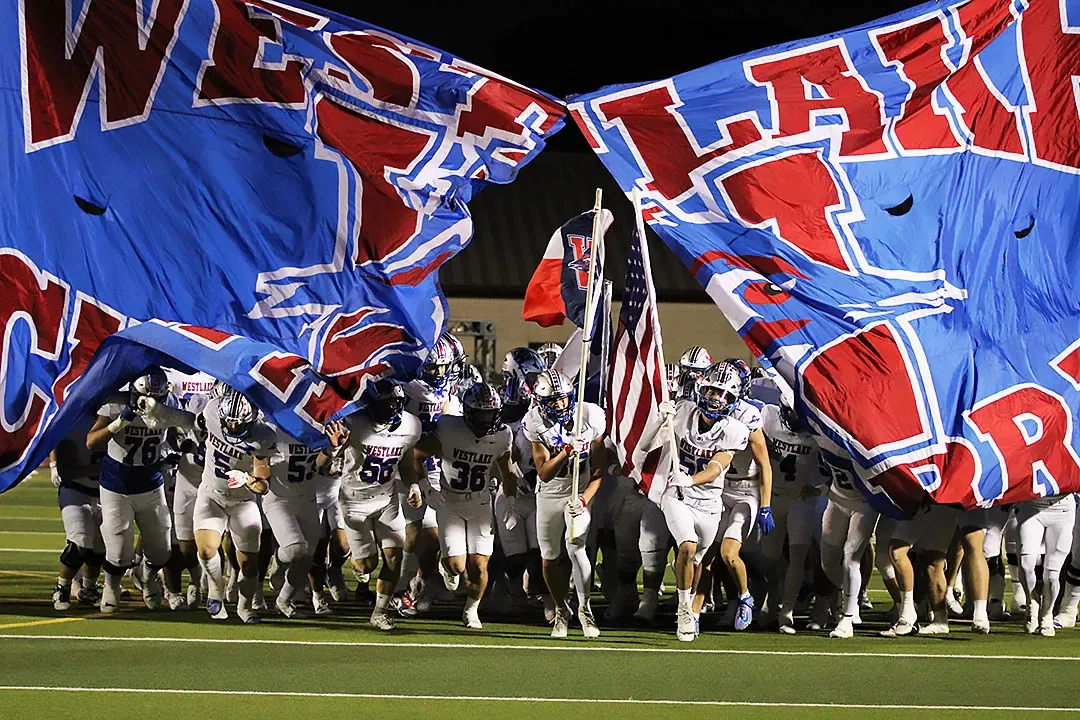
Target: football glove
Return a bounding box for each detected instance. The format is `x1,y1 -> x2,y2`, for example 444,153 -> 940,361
671,469 -> 695,488
758,506 -> 775,536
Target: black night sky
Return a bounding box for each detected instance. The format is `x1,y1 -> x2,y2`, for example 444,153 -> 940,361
315,0 -> 926,150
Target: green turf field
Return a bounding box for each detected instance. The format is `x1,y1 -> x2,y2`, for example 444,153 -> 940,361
1,472 -> 1077,719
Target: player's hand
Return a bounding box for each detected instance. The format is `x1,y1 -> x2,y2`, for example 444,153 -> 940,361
502,494 -> 519,531
671,469 -> 694,487
758,506 -> 775,536
136,395 -> 158,416
407,483 -> 424,509
119,406 -> 137,422
179,438 -> 198,456
658,400 -> 676,418
49,464 -> 61,489
225,470 -> 251,490
325,421 -> 350,449
568,496 -> 587,518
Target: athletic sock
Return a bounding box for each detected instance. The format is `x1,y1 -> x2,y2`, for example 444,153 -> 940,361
900,590 -> 916,621
56,576 -> 71,588
464,596 -> 480,614
375,592 -> 390,611
677,588 -> 692,608
200,555 -> 224,601
972,599 -> 988,623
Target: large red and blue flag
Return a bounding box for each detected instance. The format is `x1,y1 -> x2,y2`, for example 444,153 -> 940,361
0,0 -> 564,491
569,0 -> 1080,515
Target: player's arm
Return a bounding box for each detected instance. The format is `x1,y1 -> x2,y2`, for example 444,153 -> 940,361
135,396 -> 195,431
750,428 -> 772,507
403,434 -> 441,492
580,437 -> 608,506
246,455 -> 270,495
494,451 -> 517,497
316,420 -> 350,472
688,450 -> 735,486
86,412 -> 129,451
533,441 -> 571,482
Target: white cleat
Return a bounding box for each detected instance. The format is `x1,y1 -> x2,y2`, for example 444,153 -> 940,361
829,615 -> 855,639
542,595 -> 557,625
850,608 -> 863,626
859,592 -> 874,613
551,608 -> 569,639
275,594 -> 305,619
578,601 -> 601,639
1055,606 -> 1078,629
205,597 -> 228,621
463,606 -> 482,629
633,595 -> 658,623
439,561 -> 460,593
186,583 -> 201,610
1026,599 -> 1041,635
237,596 -> 260,625
971,618 -> 991,634
881,616 -> 917,638
1040,615 -> 1056,638
52,584 -> 72,612
777,609 -> 796,635
676,606 -> 697,642
140,564 -> 164,611
312,592 -> 333,616
918,621 -> 950,635
100,581 -> 120,615
166,592 -> 188,611
946,589 -> 965,617
369,609 -> 396,632
252,586 -> 268,611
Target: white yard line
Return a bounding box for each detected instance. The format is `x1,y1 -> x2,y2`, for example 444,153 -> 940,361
0,633 -> 1074,662
0,516 -> 63,522
0,686 -> 1074,711
0,548 -> 57,553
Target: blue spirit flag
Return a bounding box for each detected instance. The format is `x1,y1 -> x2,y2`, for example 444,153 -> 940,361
569,0 -> 1080,514
0,0 -> 564,491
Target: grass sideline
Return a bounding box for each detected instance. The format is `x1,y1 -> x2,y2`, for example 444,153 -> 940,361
1,472 -> 1078,719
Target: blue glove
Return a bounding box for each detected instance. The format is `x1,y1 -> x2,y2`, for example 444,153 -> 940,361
120,406 -> 136,422
758,506 -> 775,536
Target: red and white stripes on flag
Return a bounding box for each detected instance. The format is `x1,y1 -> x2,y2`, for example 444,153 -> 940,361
607,225 -> 671,504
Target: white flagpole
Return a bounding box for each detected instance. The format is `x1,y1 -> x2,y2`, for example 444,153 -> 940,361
569,188 -> 605,542
631,189 -> 679,485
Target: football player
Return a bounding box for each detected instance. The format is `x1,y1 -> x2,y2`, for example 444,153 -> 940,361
190,388 -> 275,623
524,369 -> 608,638
1055,494 -> 1080,628
265,435 -> 322,617
397,336 -> 460,614
677,346 -> 712,400
411,383 -> 514,628
1016,493 -> 1076,636
495,348 -> 547,613
818,441 -> 879,639
319,380 -> 422,631
882,502 -> 958,637
759,403 -> 825,635
639,366 -> 748,641
706,361 -> 774,631
309,462 -> 350,611
537,342 -> 563,369
86,368 -> 188,613
51,418 -> 105,610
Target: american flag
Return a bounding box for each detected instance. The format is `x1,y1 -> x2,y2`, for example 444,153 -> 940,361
607,227 -> 670,504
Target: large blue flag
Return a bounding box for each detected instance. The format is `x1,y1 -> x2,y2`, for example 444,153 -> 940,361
0,0 -> 564,491
569,0 -> 1080,514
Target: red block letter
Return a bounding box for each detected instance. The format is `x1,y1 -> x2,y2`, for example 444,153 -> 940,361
0,251 -> 68,470
1020,0 -> 1080,170
21,0 -> 187,150
196,1 -> 305,106
52,294 -> 124,405
747,43 -> 888,157
966,385 -> 1080,502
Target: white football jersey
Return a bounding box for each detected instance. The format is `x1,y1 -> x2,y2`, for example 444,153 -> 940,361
99,402 -> 170,468
268,434 -> 321,499
435,415 -> 512,495
522,402 -> 606,498
338,411 -> 422,505
199,396 -> 277,499
404,379 -> 461,434
165,370 -> 216,409
669,400 -> 750,511
761,404 -> 822,499
725,399 -> 764,490
816,436 -> 866,507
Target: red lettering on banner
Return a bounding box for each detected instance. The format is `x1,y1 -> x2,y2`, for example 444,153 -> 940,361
196,0 -> 306,107
966,385 -> 1080,502
1050,339 -> 1080,390
871,15 -> 963,152
52,294 -> 124,405
456,78 -> 562,146
720,150 -> 854,272
328,31 -> 425,108
747,43 -> 888,157
1020,0 -> 1080,170
925,439 -> 980,506
314,97 -> 434,268
801,323 -> 928,456
567,235 -> 591,290
250,351 -> 309,402
945,0 -> 1025,157
594,84 -> 764,201
301,364 -> 388,423
20,0 -> 188,150
0,251 -> 68,469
